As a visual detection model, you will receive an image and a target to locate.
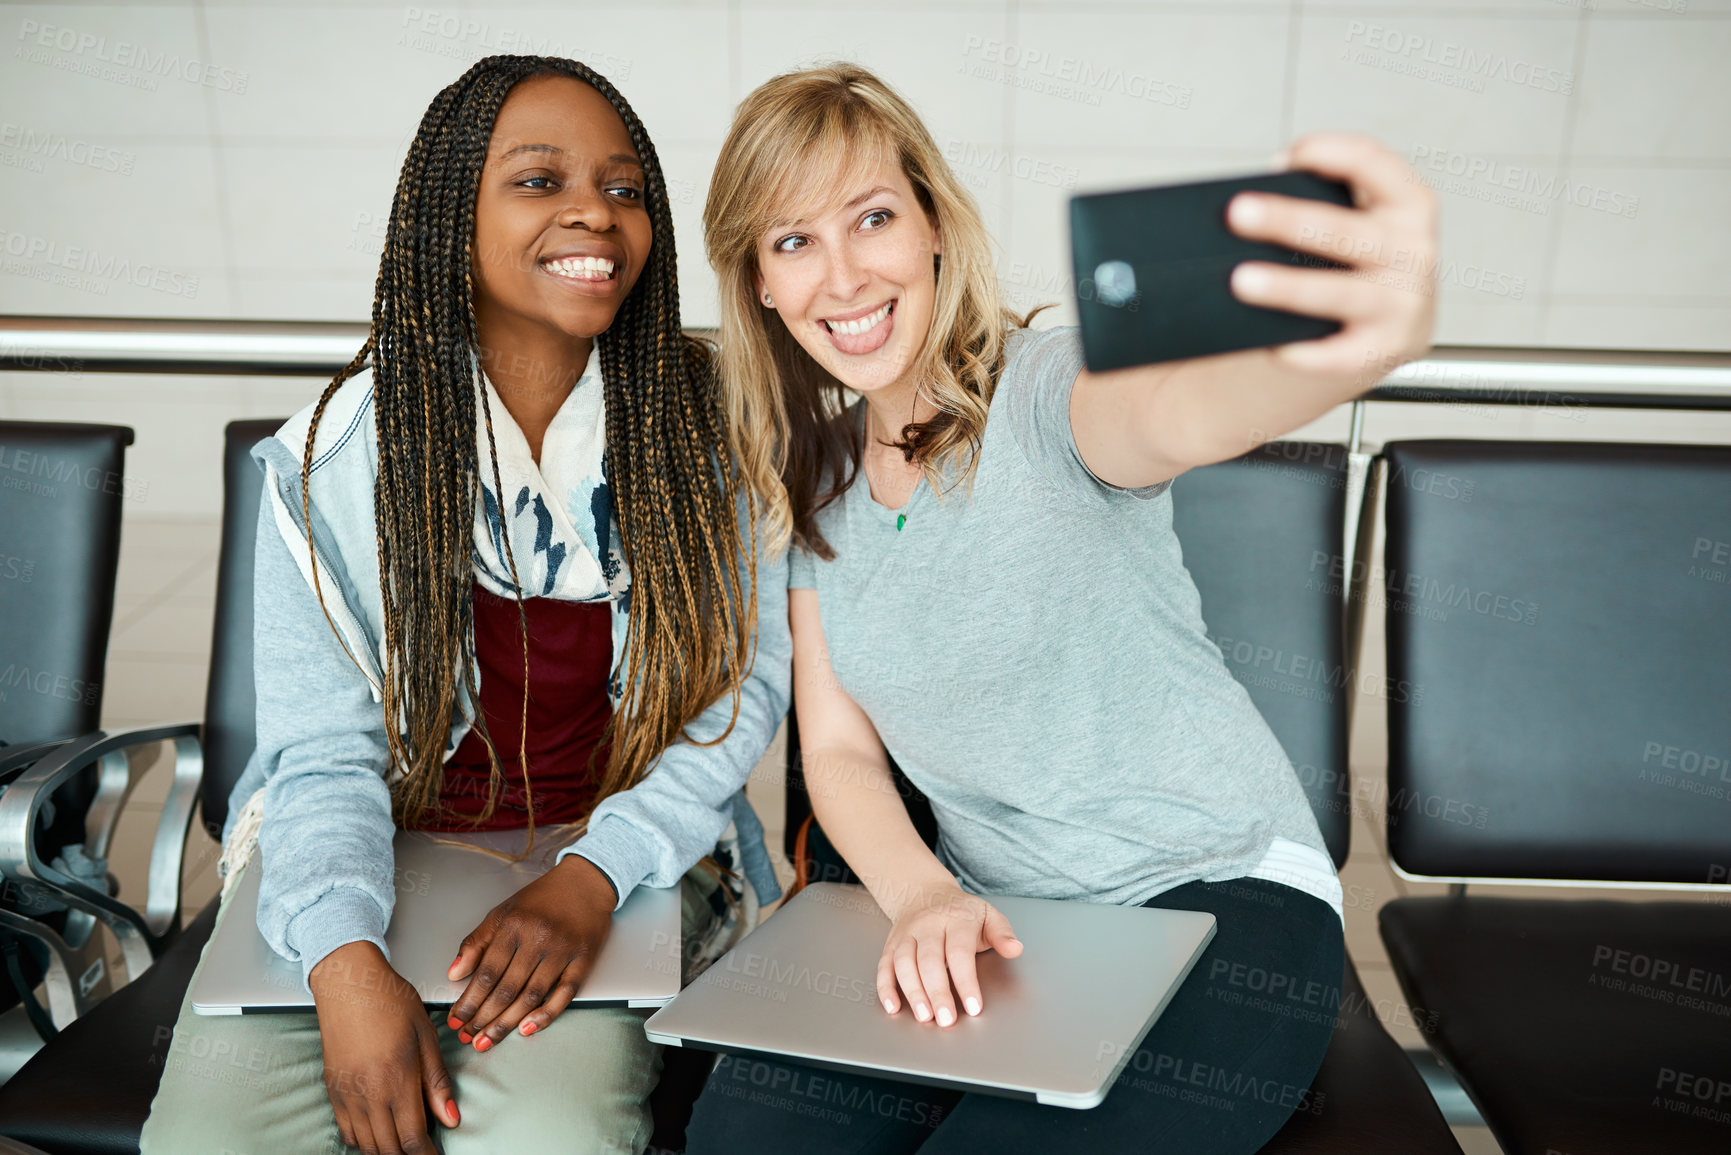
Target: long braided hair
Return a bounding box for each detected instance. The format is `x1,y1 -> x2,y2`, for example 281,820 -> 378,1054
300,56 -> 754,835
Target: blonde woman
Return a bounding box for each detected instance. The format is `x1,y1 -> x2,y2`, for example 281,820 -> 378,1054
685,64 -> 1436,1154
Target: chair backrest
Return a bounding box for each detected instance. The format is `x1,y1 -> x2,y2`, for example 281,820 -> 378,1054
198,420 -> 282,839
1382,440 -> 1731,884
781,440 -> 1361,871
1170,441 -> 1357,869
0,421 -> 132,745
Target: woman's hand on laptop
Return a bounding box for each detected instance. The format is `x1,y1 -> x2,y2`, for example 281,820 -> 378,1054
444,854 -> 617,1051
309,940 -> 458,1153
877,881 -> 1023,1028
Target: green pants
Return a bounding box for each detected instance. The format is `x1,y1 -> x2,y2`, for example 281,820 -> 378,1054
141,864 -> 716,1154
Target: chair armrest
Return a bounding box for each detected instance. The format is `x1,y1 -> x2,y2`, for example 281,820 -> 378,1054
0,722 -> 203,979
0,740 -> 71,783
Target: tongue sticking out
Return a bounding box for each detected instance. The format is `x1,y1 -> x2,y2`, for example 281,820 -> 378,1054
825,302 -> 895,356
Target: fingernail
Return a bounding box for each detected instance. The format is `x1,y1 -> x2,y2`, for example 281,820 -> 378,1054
521,1020 -> 538,1036
450,955 -> 462,970
475,1035 -> 493,1053
448,1102 -> 460,1126
457,1030 -> 472,1044
965,997 -> 981,1016
882,998 -> 897,1014
447,1016 -> 463,1031
1233,264 -> 1271,295
937,1006 -> 955,1027
1229,194 -> 1264,228
914,1003 -> 930,1022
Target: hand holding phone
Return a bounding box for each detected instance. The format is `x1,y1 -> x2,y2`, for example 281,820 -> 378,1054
1071,134 -> 1440,384
1070,169 -> 1355,372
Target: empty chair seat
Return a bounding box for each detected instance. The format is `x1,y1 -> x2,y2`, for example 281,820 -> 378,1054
1376,439 -> 1731,1155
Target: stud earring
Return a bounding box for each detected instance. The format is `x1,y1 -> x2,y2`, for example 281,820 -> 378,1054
762,292 -> 774,307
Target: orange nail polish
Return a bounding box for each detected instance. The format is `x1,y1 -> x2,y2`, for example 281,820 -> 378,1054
475,1035 -> 492,1053
521,1021 -> 538,1036
447,1016 -> 463,1031
447,1102 -> 460,1126
457,1031 -> 472,1044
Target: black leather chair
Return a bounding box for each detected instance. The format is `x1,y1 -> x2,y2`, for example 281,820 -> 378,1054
0,421 -> 131,746
783,442 -> 1463,1154
0,421 -> 132,1034
0,420 -> 274,1152
1376,440 -> 1731,1155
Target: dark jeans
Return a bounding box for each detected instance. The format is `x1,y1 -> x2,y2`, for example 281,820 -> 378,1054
683,877 -> 1343,1155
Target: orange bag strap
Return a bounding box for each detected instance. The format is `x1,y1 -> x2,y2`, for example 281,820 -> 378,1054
786,812 -> 817,899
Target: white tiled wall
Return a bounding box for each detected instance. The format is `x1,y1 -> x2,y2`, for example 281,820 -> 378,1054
1,0 -> 1724,334
2,0 -> 1727,516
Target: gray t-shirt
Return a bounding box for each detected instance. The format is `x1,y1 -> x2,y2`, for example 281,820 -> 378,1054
787,324 -> 1329,906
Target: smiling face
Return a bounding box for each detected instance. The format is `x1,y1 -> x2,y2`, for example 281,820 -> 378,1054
755,151 -> 941,398
471,73 -> 652,353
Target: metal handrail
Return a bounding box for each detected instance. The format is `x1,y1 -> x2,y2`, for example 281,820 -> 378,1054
0,316 -> 368,376
1371,345 -> 1731,412
3,315 -> 1729,407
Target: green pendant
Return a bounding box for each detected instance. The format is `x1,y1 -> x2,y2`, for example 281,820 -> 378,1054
896,513 -> 906,532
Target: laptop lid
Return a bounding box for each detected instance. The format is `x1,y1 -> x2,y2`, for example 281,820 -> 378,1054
192,828 -> 682,1015
643,882 -> 1216,1109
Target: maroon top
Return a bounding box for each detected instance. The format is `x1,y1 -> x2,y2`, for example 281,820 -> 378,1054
408,580 -> 613,831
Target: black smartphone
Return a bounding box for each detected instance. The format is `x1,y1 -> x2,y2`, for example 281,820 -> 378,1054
1069,170 -> 1354,372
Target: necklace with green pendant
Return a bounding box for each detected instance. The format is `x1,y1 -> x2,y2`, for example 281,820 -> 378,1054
865,455 -> 917,531
864,411 -> 922,531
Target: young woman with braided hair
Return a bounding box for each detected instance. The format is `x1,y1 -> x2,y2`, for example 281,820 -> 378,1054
141,57 -> 790,1154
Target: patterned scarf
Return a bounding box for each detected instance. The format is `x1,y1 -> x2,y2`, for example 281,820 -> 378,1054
471,343 -> 630,609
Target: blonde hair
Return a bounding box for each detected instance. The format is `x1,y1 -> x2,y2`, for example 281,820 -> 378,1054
703,62 -> 1029,559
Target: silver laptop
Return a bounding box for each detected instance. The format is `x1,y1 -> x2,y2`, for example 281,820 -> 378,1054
192,827 -> 682,1014
643,882 -> 1215,1109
